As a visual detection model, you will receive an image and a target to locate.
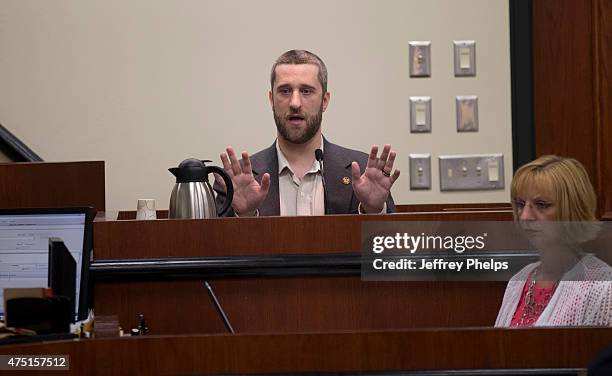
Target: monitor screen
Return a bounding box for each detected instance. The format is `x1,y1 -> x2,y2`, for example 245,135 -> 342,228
0,208 -> 93,320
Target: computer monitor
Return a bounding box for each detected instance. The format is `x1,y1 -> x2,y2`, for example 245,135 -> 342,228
48,237 -> 77,320
0,207 -> 94,321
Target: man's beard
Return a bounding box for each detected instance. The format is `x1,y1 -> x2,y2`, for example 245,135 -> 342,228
274,103 -> 323,145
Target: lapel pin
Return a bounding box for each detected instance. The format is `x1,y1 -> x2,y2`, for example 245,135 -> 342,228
342,176 -> 351,185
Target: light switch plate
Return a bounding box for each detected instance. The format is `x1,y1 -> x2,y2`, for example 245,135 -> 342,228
409,96 -> 432,133
439,154 -> 504,191
454,40 -> 476,76
456,96 -> 479,132
409,154 -> 431,190
409,41 -> 431,77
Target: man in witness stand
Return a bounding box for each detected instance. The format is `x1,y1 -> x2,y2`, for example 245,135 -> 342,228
215,49 -> 399,216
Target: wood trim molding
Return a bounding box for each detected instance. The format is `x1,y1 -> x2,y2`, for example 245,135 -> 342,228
1,328 -> 611,374
532,0 -> 611,219
596,0 -> 612,217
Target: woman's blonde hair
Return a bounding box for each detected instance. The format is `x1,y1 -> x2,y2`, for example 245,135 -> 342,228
511,155 -> 597,222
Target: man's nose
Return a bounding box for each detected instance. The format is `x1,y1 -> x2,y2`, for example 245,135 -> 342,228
289,90 -> 302,109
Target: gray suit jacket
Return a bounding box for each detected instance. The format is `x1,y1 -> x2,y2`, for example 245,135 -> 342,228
215,137 -> 396,216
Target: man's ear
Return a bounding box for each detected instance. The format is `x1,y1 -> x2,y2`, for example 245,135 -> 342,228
322,91 -> 331,112
268,90 -> 273,107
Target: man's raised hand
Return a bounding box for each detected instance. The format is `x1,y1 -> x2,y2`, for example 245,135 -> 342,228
217,146 -> 270,216
351,144 -> 400,213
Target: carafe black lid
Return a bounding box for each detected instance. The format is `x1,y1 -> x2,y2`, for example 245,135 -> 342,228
169,158 -> 212,183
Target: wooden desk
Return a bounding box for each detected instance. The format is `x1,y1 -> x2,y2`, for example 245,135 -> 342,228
92,211 -> 515,334
0,327 -> 609,375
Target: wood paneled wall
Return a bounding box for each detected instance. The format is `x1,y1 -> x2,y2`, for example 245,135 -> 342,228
533,0 -> 612,219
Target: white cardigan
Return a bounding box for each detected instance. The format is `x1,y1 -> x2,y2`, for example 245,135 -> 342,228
495,254 -> 612,327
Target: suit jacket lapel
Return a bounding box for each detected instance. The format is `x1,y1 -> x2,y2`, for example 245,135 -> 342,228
250,142 -> 281,216
322,137 -> 355,214
251,137 -> 356,216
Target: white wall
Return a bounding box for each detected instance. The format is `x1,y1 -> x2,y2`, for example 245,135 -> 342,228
0,151 -> 11,163
0,0 -> 512,211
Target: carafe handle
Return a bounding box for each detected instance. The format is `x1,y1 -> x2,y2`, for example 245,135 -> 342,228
206,166 -> 234,216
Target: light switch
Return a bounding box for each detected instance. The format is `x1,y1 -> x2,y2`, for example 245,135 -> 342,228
459,47 -> 471,69
409,96 -> 432,133
409,41 -> 431,77
409,154 -> 431,190
454,40 -> 476,76
415,103 -> 426,126
439,154 -> 504,191
456,96 -> 478,132
488,160 -> 499,182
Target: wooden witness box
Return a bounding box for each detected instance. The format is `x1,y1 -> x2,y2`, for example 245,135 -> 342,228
92,209 -> 515,335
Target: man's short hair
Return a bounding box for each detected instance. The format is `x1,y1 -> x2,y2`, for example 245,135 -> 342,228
270,50 -> 328,93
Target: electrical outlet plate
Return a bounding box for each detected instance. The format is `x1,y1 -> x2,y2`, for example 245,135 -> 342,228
456,96 -> 479,132
409,154 -> 431,190
409,96 -> 432,133
454,40 -> 476,76
439,154 -> 504,191
409,41 -> 431,77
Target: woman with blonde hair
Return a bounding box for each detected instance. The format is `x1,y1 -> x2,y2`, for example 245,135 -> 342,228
495,155 -> 612,327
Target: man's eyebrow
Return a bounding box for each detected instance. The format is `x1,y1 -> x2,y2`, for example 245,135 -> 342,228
275,83 -> 318,91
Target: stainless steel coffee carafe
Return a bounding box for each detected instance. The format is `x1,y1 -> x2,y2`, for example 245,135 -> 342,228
168,159 -> 233,219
